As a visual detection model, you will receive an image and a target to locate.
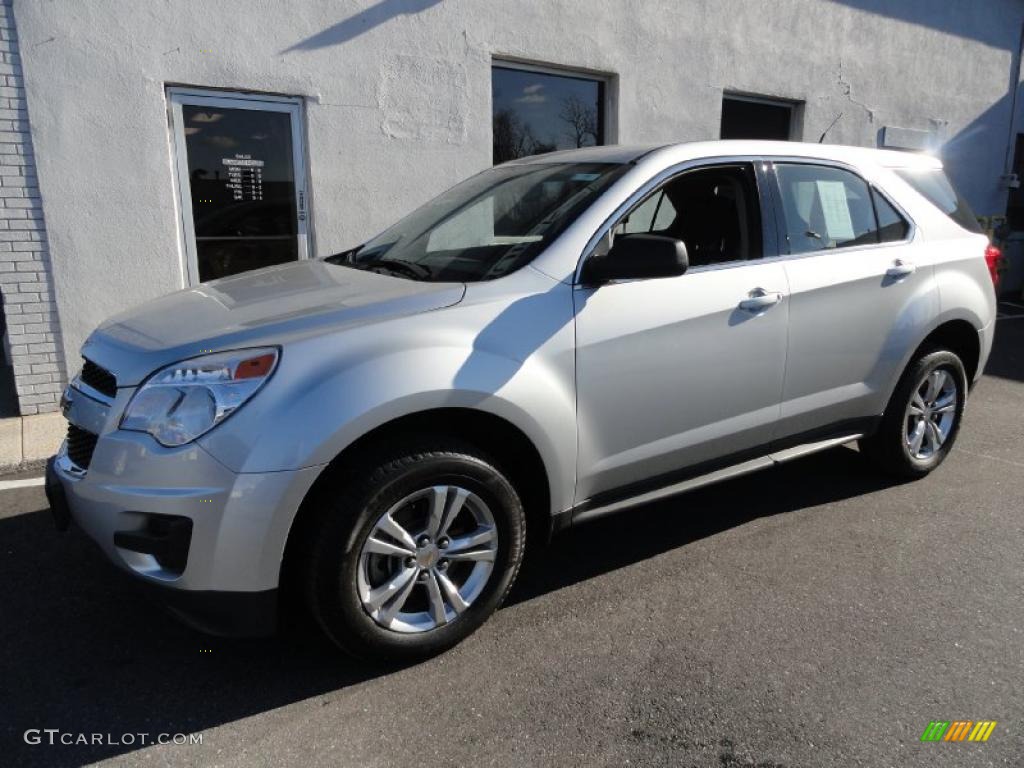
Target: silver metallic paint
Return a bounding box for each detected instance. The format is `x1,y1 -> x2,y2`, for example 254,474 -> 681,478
53,141 -> 997,600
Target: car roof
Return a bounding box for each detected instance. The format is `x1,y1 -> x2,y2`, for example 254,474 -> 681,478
504,144 -> 668,165
508,140 -> 943,170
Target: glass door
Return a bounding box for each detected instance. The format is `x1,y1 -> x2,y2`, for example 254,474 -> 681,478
169,89 -> 310,284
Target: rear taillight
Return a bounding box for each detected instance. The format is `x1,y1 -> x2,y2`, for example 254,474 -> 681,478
984,244 -> 1003,290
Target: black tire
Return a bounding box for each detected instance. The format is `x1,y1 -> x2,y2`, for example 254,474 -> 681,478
302,437 -> 526,661
859,348 -> 968,479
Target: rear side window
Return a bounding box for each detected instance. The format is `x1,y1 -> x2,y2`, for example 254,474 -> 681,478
774,164 -> 882,253
872,190 -> 910,242
894,168 -> 982,233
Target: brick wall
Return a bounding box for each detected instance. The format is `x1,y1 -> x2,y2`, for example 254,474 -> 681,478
0,0 -> 64,415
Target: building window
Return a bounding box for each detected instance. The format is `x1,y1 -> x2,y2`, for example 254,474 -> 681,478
168,88 -> 311,285
491,64 -> 607,164
720,94 -> 801,141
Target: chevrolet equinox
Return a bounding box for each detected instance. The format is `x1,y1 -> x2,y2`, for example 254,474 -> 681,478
47,141 -> 999,660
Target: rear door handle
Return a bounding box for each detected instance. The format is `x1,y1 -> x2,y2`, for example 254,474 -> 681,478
885,259 -> 916,279
738,288 -> 783,312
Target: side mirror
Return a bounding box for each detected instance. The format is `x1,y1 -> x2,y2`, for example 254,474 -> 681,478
581,234 -> 689,285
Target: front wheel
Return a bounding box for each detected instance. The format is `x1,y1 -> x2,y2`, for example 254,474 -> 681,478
303,439 -> 526,661
860,348 -> 968,479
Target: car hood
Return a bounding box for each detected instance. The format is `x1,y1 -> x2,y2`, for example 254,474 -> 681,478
82,260 -> 465,386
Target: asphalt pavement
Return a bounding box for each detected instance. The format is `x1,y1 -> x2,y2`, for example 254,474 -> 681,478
2,305 -> 1023,767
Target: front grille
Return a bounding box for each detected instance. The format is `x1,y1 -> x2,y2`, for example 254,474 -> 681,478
66,424 -> 99,470
80,358 -> 117,398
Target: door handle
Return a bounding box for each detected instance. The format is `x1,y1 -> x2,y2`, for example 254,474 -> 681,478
885,259 -> 916,279
738,288 -> 783,312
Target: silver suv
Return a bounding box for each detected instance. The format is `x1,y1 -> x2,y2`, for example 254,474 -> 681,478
47,141 -> 998,659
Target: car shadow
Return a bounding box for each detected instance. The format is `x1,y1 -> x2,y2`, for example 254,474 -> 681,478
982,303 -> 1023,383
507,445 -> 901,606
11,307 -> 1021,766
0,499 -> 395,767
1,445 -> 900,766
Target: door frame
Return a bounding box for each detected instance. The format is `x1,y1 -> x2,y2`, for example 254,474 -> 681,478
167,87 -> 311,286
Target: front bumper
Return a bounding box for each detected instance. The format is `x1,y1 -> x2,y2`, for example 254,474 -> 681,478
49,406 -> 322,635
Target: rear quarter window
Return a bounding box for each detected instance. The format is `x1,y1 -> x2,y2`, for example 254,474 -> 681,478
893,168 -> 982,233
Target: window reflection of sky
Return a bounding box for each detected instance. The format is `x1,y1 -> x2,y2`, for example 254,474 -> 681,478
492,67 -> 603,160
182,106 -> 293,182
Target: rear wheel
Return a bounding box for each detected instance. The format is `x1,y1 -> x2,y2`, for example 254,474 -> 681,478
303,438 -> 526,661
860,349 -> 967,478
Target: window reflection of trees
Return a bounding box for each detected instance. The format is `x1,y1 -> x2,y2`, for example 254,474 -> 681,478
493,96 -> 599,163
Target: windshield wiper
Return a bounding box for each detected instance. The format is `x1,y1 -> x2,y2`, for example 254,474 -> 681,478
323,247 -> 361,265
366,259 -> 432,280
324,249 -> 432,280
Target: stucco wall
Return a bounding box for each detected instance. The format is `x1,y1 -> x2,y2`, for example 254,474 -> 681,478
11,0 -> 1024,377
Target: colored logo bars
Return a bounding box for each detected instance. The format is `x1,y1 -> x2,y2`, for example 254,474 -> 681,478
920,721 -> 997,742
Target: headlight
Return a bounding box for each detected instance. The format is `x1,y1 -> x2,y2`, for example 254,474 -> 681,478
121,347 -> 279,447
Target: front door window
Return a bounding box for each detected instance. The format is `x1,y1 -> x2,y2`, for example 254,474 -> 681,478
169,90 -> 309,284
613,163 -> 763,267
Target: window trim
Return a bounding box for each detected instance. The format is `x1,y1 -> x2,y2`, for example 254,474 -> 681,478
490,57 -> 619,151
574,156 -> 779,284
764,158 -> 917,260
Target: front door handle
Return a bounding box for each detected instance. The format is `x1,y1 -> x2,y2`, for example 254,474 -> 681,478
885,259 -> 916,279
738,288 -> 783,312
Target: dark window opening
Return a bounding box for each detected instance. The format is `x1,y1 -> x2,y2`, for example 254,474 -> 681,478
720,95 -> 795,141
614,163 -> 763,267
492,65 -> 606,164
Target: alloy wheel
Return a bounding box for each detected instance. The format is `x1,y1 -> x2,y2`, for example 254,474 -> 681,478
904,367 -> 958,460
356,485 -> 498,633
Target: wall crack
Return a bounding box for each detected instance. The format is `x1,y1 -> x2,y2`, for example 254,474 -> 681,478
836,58 -> 875,124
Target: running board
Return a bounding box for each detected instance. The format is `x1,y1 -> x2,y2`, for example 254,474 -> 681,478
571,433 -> 863,526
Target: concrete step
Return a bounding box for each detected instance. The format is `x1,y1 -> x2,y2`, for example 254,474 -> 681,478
0,412 -> 64,471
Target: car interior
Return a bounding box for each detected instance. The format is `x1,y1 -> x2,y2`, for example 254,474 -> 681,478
775,165 -> 874,252
618,164 -> 763,266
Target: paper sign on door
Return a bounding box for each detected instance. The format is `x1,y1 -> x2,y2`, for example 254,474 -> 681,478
815,180 -> 855,242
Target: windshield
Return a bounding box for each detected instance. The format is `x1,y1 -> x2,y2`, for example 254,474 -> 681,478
329,162 -> 627,281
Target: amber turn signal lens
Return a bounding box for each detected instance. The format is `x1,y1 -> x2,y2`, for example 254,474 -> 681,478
234,353 -> 277,380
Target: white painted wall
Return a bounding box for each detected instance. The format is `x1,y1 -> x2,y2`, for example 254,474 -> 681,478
11,0 -> 1024,375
